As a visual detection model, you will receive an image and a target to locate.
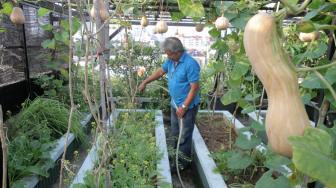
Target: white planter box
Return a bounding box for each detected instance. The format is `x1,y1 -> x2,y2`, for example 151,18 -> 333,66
70,109 -> 172,188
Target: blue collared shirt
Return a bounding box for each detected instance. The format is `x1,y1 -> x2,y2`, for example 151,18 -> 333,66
162,52 -> 200,109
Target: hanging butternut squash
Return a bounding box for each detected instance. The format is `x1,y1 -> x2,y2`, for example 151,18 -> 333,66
10,7 -> 25,25
243,13 -> 310,157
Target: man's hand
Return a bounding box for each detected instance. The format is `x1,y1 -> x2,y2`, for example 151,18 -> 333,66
176,107 -> 186,119
138,82 -> 146,92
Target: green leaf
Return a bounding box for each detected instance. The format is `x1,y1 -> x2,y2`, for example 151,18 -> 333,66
1,2 -> 13,15
208,28 -> 221,38
213,60 -> 226,72
54,31 -> 69,45
301,73 -> 326,89
38,7 -> 50,17
41,24 -> 53,31
230,61 -> 250,80
211,40 -> 229,55
235,133 -> 261,150
325,66 -> 336,85
306,42 -> 328,59
26,165 -> 48,176
221,88 -> 241,105
0,28 -> 6,33
286,0 -> 299,6
297,21 -> 316,32
265,154 -> 292,175
329,0 -> 336,3
41,39 -> 56,49
227,152 -> 253,169
308,0 -> 325,9
241,105 -> 256,114
304,4 -> 329,21
178,0 -> 205,18
255,171 -> 291,188
289,128 -> 336,187
170,12 -> 185,21
230,12 -> 251,30
250,121 -> 265,132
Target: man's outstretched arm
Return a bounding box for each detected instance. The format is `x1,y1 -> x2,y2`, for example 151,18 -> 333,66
139,68 -> 166,92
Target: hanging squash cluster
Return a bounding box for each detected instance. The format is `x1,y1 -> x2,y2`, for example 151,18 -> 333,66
90,0 -> 109,21
10,7 -> 26,25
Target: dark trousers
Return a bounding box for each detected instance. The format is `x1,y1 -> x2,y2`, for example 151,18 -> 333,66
0,140 -> 9,188
170,105 -> 198,167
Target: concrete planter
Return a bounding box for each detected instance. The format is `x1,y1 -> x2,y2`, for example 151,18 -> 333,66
192,110 -> 268,188
70,109 -> 172,188
17,112 -> 93,188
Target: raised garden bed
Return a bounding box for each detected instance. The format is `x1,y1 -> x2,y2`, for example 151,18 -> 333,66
14,112 -> 93,188
192,110 -> 269,188
70,109 -> 172,187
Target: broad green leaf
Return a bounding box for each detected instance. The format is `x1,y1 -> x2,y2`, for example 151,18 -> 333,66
255,171 -> 291,188
54,31 -> 69,45
230,61 -> 250,80
221,88 -> 241,105
0,28 -> 6,32
230,12 -> 250,30
60,17 -> 81,34
324,66 -> 336,85
120,4 -> 134,15
304,4 -> 329,21
250,121 -> 265,132
208,28 -> 221,38
306,42 -> 328,59
297,21 -> 316,32
265,154 -> 292,175
301,73 -> 326,89
38,7 -> 50,17
178,0 -> 205,18
170,12 -> 185,21
41,39 -> 55,49
211,40 -> 229,55
308,0 -> 325,9
41,24 -> 53,31
329,0 -> 336,3
235,133 -> 261,150
241,105 -> 256,114
227,77 -> 241,88
1,2 -> 13,15
213,61 -> 226,72
11,181 -> 26,188
286,0 -> 299,6
244,93 -> 260,101
227,152 -> 253,169
289,128 -> 336,187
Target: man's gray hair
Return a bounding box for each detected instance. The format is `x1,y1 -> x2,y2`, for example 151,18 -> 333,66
161,37 -> 185,53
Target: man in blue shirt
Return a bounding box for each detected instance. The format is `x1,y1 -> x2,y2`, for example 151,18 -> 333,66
139,37 -> 200,171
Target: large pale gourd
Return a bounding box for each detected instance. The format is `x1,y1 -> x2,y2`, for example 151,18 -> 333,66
140,16 -> 149,28
299,31 -> 320,42
243,13 -> 309,157
90,0 -> 109,21
155,19 -> 168,34
10,7 -> 25,25
215,15 -> 229,30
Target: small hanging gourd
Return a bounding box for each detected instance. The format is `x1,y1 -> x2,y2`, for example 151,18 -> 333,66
140,16 -> 149,28
215,15 -> 229,30
155,19 -> 168,34
195,24 -> 204,32
243,13 -> 310,157
10,7 -> 25,25
299,31 -> 320,42
90,0 -> 109,21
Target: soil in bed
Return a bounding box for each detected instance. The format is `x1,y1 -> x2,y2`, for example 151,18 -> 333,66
196,113 -> 237,152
